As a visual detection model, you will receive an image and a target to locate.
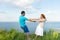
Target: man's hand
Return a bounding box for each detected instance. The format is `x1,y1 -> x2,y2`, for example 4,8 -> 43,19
32,21 -> 36,22
28,19 -> 36,22
28,19 -> 32,21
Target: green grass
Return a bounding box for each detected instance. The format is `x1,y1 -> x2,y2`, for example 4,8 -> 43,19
0,29 -> 60,40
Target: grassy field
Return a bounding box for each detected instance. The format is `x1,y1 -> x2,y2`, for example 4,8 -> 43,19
0,29 -> 60,40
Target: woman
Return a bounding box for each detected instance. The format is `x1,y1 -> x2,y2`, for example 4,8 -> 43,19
33,14 -> 46,40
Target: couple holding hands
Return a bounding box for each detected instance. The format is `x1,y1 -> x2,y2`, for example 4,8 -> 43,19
19,11 -> 46,40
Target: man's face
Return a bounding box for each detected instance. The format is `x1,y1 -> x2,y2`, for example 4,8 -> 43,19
23,13 -> 25,16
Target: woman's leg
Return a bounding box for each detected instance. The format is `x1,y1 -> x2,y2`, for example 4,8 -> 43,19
33,35 -> 38,40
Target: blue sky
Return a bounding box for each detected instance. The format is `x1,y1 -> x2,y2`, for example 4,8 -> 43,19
0,0 -> 60,22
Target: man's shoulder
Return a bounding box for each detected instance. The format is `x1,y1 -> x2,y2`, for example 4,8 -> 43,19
19,16 -> 25,19
20,16 -> 23,18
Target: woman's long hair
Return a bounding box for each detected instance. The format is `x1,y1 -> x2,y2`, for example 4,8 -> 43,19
41,14 -> 46,19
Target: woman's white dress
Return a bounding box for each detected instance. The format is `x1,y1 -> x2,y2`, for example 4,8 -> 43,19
35,19 -> 46,36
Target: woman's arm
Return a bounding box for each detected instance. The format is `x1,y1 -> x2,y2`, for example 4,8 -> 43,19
30,18 -> 40,22
37,19 -> 47,22
27,19 -> 36,22
31,18 -> 39,20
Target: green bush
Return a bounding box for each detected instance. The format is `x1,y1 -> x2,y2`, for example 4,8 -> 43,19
0,28 -> 60,40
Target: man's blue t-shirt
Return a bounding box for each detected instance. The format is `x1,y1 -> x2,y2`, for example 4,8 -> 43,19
19,15 -> 28,27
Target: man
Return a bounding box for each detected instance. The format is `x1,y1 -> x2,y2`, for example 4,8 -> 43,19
19,11 -> 32,40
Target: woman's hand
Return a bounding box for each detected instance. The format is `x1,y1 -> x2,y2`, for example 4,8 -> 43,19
32,21 -> 36,22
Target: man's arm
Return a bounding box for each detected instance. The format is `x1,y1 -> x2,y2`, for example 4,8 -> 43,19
28,19 -> 32,21
29,18 -> 47,22
29,18 -> 39,22
24,17 -> 37,22
28,19 -> 36,22
31,18 -> 39,20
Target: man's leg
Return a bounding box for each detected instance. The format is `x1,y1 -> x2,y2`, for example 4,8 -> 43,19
25,32 -> 31,40
25,26 -> 31,40
24,25 -> 30,40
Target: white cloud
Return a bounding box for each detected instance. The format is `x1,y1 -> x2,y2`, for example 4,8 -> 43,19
45,10 -> 57,14
0,12 -> 19,22
0,0 -> 40,7
0,0 -> 40,22
13,0 -> 34,7
24,5 -> 40,13
23,5 -> 41,18
0,0 -> 34,7
1,0 -> 60,22
44,10 -> 60,22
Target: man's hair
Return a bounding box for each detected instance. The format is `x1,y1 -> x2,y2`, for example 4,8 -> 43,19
21,11 -> 25,14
